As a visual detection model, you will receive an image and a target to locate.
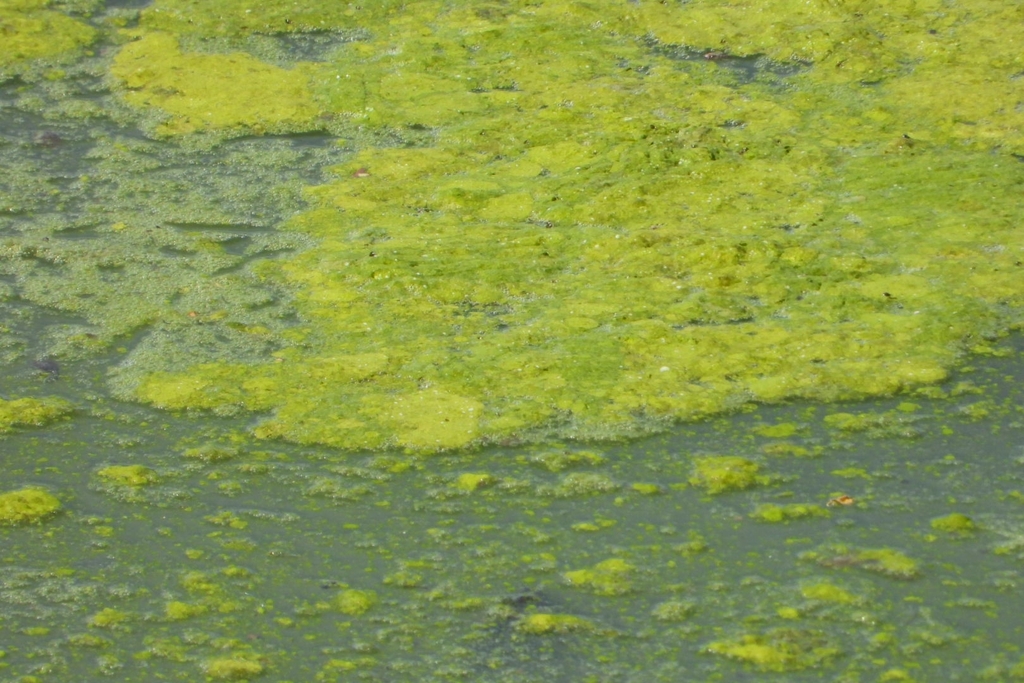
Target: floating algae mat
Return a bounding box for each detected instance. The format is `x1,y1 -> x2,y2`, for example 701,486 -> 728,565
3,0 -> 1024,680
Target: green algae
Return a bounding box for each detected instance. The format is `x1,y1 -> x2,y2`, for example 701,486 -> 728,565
651,599 -> 696,622
630,482 -> 663,496
0,487 -> 61,525
453,472 -> 496,492
824,410 -> 923,438
203,656 -> 264,680
751,502 -> 829,523
0,396 -> 73,434
111,32 -> 321,136
800,582 -> 859,605
689,456 -> 761,494
164,600 -> 208,621
334,589 -> 376,616
96,465 -> 158,487
563,558 -> 634,596
89,607 -> 130,629
137,0 -> 403,38
5,2 -> 1024,682
807,545 -> 921,580
547,472 -> 620,498
0,0 -> 97,70
183,444 -> 240,463
113,0 -> 1024,451
705,628 -> 841,672
930,513 -> 977,535
515,613 -> 598,636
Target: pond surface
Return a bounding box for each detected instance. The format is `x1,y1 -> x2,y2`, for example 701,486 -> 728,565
3,1 -> 1024,681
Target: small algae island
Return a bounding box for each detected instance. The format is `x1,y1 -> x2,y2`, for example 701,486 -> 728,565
2,1 -> 1024,682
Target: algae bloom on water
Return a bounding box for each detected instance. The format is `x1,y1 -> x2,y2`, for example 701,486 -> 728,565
112,0 -> 1024,454
0,488 -> 61,526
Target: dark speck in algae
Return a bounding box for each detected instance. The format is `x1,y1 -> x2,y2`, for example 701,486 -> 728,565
33,356 -> 60,380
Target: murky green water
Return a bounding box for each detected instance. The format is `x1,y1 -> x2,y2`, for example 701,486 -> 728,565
5,341 -> 1024,681
3,1 -> 1024,681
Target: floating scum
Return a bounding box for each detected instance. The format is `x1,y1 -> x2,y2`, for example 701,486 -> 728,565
109,0 -> 1024,451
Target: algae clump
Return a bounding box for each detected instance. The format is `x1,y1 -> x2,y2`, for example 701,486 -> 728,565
335,589 -> 377,616
516,613 -> 597,635
808,545 -> 921,580
0,488 -> 61,526
705,628 -> 841,672
203,656 -> 264,680
751,503 -> 829,523
930,513 -> 977,535
88,608 -> 130,629
454,473 -> 496,492
563,558 -> 634,596
0,397 -> 73,434
164,601 -> 208,621
800,582 -> 859,605
690,456 -> 761,494
97,465 -> 159,487
0,0 -> 97,69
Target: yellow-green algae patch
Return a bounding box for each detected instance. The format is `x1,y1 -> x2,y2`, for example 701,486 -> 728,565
563,558 -> 634,596
930,513 -> 977,535
0,0 -> 97,69
0,487 -> 61,525
97,465 -> 159,487
138,0 -> 407,37
202,656 -> 264,680
453,473 -> 496,492
806,545 -> 920,580
690,456 -> 761,495
119,1 -> 1024,451
516,613 -> 599,635
163,601 -> 208,621
800,582 -> 859,605
111,32 -> 320,136
335,589 -> 377,616
0,396 -> 73,434
88,608 -> 130,629
751,503 -> 829,523
705,628 -> 841,672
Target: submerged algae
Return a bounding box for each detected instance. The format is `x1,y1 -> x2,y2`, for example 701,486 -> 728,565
113,0 -> 1024,452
